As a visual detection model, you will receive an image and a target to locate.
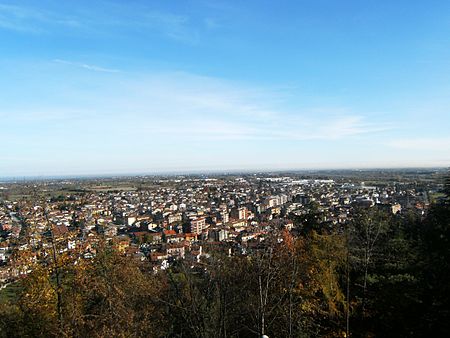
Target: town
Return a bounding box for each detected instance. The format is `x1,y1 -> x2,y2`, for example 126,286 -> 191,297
0,168 -> 444,287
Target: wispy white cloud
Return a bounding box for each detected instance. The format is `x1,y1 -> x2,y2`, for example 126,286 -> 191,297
72,71 -> 390,141
141,11 -> 198,43
0,3 -> 202,43
53,59 -> 121,73
142,115 -> 390,141
387,137 -> 450,151
204,17 -> 220,29
0,3 -> 82,33
1,64 -> 395,163
3,67 -> 392,143
314,116 -> 393,139
0,3 -> 44,33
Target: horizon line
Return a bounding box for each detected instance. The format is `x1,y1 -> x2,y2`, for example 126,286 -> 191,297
0,166 -> 448,182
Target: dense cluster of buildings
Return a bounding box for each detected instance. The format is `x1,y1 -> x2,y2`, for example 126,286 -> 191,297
0,174 -> 435,287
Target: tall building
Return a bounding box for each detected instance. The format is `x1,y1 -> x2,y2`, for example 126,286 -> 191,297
238,207 -> 248,220
190,217 -> 208,234
220,210 -> 229,224
230,206 -> 248,220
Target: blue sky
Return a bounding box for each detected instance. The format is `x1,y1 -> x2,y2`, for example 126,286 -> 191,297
1,0 -> 450,176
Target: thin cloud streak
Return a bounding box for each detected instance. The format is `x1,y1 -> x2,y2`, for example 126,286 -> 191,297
142,11 -> 198,43
387,137 -> 450,151
53,59 -> 121,73
142,116 -> 392,141
0,3 -> 44,33
0,3 -> 202,43
0,3 -> 80,33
